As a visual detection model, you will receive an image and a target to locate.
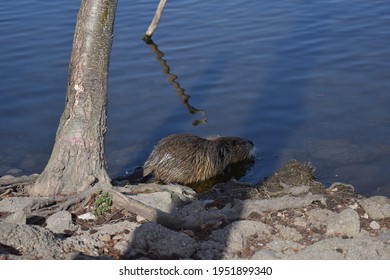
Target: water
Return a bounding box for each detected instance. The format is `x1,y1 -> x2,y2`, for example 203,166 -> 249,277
1,0 -> 389,196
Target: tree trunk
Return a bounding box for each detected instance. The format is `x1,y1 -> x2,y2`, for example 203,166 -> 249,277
29,0 -> 118,197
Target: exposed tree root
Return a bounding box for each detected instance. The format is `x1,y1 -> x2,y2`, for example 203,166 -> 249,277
0,174 -> 39,187
21,181 -> 244,230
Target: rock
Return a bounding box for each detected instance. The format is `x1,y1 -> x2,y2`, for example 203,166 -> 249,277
326,209 -> 360,237
113,240 -> 131,256
124,183 -> 197,202
293,217 -> 308,228
307,208 -> 335,227
275,225 -> 303,241
0,222 -> 64,258
289,234 -> 390,259
77,212 -> 97,220
0,197 -> 34,212
195,241 -> 225,260
240,194 -> 326,218
136,215 -> 147,223
348,203 -> 359,210
212,220 -> 272,253
180,200 -> 210,216
251,249 -> 279,260
287,185 -> 311,196
0,174 -> 15,182
262,239 -> 304,258
63,221 -> 139,257
131,222 -> 197,258
100,234 -> 111,242
130,192 -> 176,213
159,183 -> 197,201
358,196 -> 390,219
124,183 -> 197,215
93,221 -> 139,237
46,211 -> 77,234
369,221 -> 381,230
4,210 -> 26,224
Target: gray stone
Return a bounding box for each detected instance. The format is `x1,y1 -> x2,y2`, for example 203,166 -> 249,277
130,192 -> 176,213
180,200 -> 210,216
195,240 -> 225,260
0,222 -> 64,258
275,225 -> 303,241
369,221 -> 381,230
287,185 -> 311,196
77,212 -> 97,220
46,211 -> 77,234
240,194 -> 326,218
251,249 -> 279,260
0,197 -> 34,212
159,183 -> 197,201
212,220 -> 273,253
63,220 -> 139,257
358,196 -> 390,219
93,220 -> 139,237
293,217 -> 308,228
262,239 -> 304,259
113,240 -> 132,256
4,210 -> 26,224
307,208 -> 335,227
289,235 -> 390,260
124,183 -> 197,202
326,208 -> 360,237
131,222 -> 197,258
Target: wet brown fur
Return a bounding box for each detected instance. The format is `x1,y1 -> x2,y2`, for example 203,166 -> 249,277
143,134 -> 255,185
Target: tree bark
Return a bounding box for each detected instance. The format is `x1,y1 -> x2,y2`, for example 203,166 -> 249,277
29,0 -> 118,196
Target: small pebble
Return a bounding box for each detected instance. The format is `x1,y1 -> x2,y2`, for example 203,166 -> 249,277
369,221 -> 381,230
78,212 -> 97,220
136,215 -> 147,223
100,234 -> 111,242
348,203 -> 359,210
293,217 -> 308,228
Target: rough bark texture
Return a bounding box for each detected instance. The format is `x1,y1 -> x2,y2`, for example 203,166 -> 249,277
30,0 -> 118,196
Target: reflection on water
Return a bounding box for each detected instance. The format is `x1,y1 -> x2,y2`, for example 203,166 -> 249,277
144,38 -> 208,126
0,0 -> 390,196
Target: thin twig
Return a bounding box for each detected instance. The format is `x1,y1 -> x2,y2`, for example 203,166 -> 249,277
143,0 -> 167,41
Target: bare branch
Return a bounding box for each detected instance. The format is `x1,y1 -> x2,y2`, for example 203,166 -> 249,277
144,0 -> 167,41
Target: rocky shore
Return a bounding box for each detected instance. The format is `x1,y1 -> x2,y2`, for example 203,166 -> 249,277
0,160 -> 389,259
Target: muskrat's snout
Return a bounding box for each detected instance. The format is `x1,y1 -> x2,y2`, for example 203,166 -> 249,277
247,140 -> 254,148
248,141 -> 256,158
243,139 -> 256,159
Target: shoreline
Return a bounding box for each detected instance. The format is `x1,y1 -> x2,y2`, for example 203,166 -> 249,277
0,160 -> 389,259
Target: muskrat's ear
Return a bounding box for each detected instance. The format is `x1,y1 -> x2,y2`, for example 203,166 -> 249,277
217,144 -> 228,160
217,143 -> 231,166
231,139 -> 240,147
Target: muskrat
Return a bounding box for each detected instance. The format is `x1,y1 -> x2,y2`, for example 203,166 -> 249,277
143,133 -> 255,186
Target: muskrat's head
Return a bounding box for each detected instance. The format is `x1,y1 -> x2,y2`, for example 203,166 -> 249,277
212,136 -> 255,164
